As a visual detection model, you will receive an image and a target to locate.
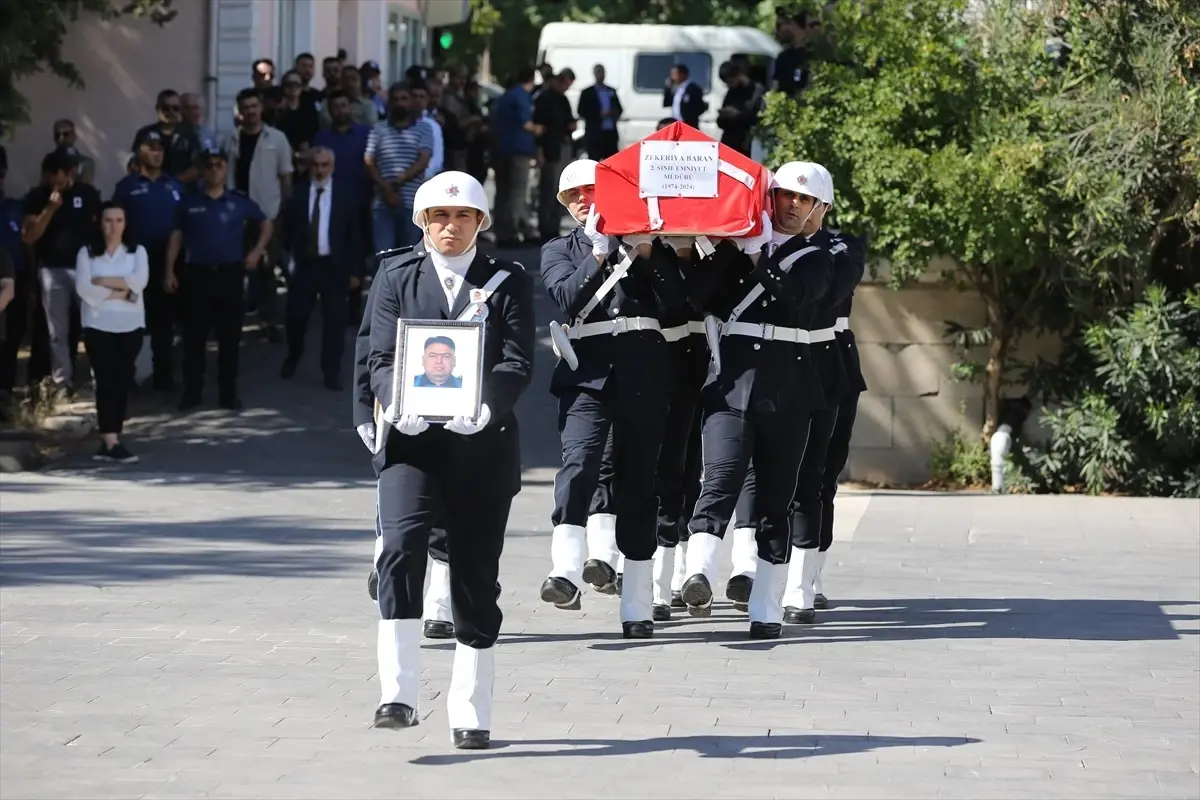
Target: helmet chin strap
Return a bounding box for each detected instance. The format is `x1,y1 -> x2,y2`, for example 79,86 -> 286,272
419,211 -> 482,260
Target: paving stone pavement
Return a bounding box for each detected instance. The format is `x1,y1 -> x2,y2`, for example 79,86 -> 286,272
2,246 -> 1199,800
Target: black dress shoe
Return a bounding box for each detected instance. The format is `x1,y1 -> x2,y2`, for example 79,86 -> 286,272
749,621 -> 782,639
373,703 -> 418,728
670,590 -> 685,609
539,577 -> 581,610
622,620 -> 654,639
582,559 -> 616,594
783,606 -> 816,624
423,619 -> 455,639
452,729 -> 490,749
280,359 -> 298,379
814,593 -> 829,610
680,574 -> 713,617
178,392 -> 202,411
652,604 -> 671,622
324,377 -> 344,392
367,569 -> 378,601
725,574 -> 753,604
218,396 -> 243,411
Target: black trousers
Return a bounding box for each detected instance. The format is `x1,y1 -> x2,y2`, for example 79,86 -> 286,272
0,269 -> 51,393
375,507 -> 448,563
285,257 -> 348,379
179,263 -> 244,398
143,247 -> 177,386
735,394 -> 860,552
83,328 -> 142,435
586,131 -> 620,160
552,384 -> 667,562
376,429 -> 512,649
655,341 -> 709,548
689,399 -> 811,565
588,428 -> 615,517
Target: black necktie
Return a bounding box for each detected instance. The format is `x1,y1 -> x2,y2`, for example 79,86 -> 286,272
307,186 -> 323,258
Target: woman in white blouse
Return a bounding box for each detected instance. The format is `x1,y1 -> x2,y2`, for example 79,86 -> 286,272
75,201 -> 149,463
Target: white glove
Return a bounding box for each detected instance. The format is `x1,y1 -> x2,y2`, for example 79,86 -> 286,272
738,212 -> 774,255
584,205 -> 610,258
444,403 -> 492,436
384,404 -> 429,436
356,422 -> 375,451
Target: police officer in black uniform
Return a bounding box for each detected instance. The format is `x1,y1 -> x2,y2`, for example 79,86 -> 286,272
355,253 -> 457,641
679,161 -> 834,639
538,160 -> 684,640
365,171 -> 534,750
166,148 -> 271,410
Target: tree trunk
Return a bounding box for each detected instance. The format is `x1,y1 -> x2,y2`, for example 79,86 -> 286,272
982,322 -> 1010,439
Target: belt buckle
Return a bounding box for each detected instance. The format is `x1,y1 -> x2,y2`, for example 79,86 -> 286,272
760,323 -> 776,341
611,316 -> 628,335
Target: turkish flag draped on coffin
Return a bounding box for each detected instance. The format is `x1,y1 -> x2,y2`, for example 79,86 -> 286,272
594,121 -> 770,238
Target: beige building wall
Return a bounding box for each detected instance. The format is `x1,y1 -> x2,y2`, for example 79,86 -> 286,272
844,265 -> 1058,486
4,1 -> 208,198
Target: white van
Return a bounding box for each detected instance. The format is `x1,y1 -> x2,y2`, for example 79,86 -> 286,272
536,22 -> 780,147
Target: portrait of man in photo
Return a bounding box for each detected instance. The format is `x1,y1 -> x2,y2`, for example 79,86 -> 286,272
414,335 -> 463,388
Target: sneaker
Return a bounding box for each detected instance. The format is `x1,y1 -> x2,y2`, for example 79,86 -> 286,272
94,442 -> 139,464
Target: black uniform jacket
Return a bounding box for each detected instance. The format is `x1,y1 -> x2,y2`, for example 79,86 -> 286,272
828,230 -> 868,395
688,236 -> 833,414
363,246 -> 536,495
540,228 -> 684,405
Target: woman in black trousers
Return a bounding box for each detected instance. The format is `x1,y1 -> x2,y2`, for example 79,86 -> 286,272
74,201 -> 148,463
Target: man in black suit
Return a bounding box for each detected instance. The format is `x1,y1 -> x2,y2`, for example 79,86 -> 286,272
576,64 -> 623,160
280,145 -> 363,390
662,63 -> 709,129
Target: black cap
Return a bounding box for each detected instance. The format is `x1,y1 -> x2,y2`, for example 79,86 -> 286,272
202,146 -> 228,162
134,128 -> 166,149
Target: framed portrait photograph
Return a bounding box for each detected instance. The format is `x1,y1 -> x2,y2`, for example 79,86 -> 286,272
392,319 -> 486,423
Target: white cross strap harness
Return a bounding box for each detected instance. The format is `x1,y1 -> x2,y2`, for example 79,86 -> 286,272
568,246 -> 661,339
719,244 -> 822,344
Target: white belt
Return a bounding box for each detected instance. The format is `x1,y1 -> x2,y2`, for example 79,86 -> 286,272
809,326 -> 836,343
570,316 -> 662,340
834,316 -> 850,332
662,320 -> 708,342
724,322 -> 810,343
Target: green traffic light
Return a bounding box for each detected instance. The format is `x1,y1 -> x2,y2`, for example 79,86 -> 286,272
439,31 -> 454,49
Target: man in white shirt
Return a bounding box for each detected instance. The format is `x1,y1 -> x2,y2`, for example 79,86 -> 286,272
279,146 -> 363,390
662,63 -> 709,129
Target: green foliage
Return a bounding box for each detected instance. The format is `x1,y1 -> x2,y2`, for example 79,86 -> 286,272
1021,286 -> 1200,497
928,431 -> 1031,493
0,0 -> 177,133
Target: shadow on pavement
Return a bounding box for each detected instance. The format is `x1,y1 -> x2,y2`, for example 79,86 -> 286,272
409,733 -> 979,765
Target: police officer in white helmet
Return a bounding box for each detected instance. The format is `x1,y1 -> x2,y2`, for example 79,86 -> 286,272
363,171 -> 535,749
679,161 -> 833,639
539,158 -> 685,639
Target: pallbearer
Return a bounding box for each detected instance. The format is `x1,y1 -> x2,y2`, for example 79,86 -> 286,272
363,171 -> 535,749
539,159 -> 681,639
680,162 -> 833,639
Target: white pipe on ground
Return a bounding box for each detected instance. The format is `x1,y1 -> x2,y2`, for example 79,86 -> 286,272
990,423 -> 1013,493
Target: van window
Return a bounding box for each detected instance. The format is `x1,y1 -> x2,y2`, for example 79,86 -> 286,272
634,52 -> 712,93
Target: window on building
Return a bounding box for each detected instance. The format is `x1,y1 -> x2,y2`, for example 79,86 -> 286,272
634,52 -> 713,93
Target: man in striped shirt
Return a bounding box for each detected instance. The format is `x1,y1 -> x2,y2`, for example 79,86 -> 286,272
364,83 -> 434,251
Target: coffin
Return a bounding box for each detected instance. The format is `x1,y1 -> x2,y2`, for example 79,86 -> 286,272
594,121 -> 770,238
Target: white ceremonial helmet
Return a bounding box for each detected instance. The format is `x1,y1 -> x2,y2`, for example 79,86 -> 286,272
812,163 -> 835,207
558,159 -> 598,198
770,161 -> 833,205
412,171 -> 492,232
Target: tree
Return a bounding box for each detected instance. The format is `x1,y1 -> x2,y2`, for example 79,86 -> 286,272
0,0 -> 177,134
762,0 -> 1062,436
